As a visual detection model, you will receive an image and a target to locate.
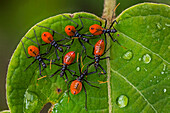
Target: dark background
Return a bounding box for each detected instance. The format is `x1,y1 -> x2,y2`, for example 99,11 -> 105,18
0,0 -> 169,112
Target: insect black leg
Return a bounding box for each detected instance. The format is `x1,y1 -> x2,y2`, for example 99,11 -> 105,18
69,61 -> 76,65
24,37 -> 38,45
78,53 -> 81,74
62,15 -> 79,29
78,38 -> 86,54
87,61 -> 95,69
24,59 -> 37,71
104,33 -> 108,50
33,28 -> 41,51
49,63 -> 62,67
87,70 -> 97,75
82,83 -> 87,111
55,48 -> 60,60
108,33 -> 122,46
50,69 -> 61,77
41,45 -> 52,56
67,69 -> 76,77
56,38 -> 69,42
64,72 -> 68,82
100,56 -> 110,60
36,25 -> 70,40
98,64 -> 106,74
83,79 -> 100,88
101,18 -> 107,29
77,15 -> 84,32
81,17 -> 102,26
109,20 -> 118,29
21,41 -> 32,58
39,63 -> 43,76
101,45 -> 112,57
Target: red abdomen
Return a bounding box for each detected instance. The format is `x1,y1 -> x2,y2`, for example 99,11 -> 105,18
70,80 -> 82,95
94,39 -> 105,56
63,51 -> 75,65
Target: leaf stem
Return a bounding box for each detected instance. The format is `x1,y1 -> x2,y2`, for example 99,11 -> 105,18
102,0 -> 116,113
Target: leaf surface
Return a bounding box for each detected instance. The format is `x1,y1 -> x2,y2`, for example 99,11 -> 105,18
6,3 -> 170,113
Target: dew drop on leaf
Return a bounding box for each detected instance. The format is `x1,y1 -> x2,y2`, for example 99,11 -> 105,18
116,95 -> 128,108
143,54 -> 151,64
163,89 -> 167,93
122,51 -> 133,60
156,23 -> 162,30
139,58 -> 141,61
161,71 -> 165,74
136,67 -> 140,71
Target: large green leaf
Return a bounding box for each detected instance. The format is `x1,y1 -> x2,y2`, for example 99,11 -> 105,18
6,12 -> 106,113
6,3 -> 169,113
110,3 -> 169,113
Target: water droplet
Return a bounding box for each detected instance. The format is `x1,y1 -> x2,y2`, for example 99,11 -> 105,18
154,76 -> 156,78
24,90 -> 38,112
161,72 -> 165,74
116,95 -> 128,108
157,80 -> 159,83
150,80 -> 152,82
157,38 -> 160,42
163,89 -> 167,93
156,23 -> 162,30
122,51 -> 133,60
136,67 -> 140,71
153,92 -> 155,94
143,54 -> 151,64
139,58 -> 141,61
168,46 -> 170,49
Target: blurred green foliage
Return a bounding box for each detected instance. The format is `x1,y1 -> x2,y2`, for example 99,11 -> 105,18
0,0 -> 169,111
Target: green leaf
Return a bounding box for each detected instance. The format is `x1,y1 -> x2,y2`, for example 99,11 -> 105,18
6,3 -> 170,113
110,3 -> 170,113
6,12 -> 106,113
51,3 -> 170,113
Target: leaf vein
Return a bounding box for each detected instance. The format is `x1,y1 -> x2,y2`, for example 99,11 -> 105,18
111,68 -> 158,113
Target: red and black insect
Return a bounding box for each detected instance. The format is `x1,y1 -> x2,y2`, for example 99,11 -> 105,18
50,51 -> 76,81
62,15 -> 94,53
82,17 -> 126,49
21,29 -> 52,76
36,25 -> 71,60
68,53 -> 99,110
85,39 -> 111,77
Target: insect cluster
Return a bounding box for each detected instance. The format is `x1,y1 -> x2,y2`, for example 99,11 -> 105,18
21,14 -> 124,110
